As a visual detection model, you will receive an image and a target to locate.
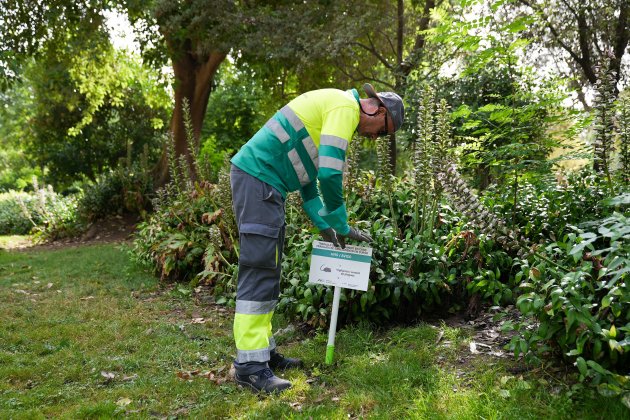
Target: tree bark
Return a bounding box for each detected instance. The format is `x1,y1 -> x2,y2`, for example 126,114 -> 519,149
154,50 -> 226,187
390,0 -> 435,174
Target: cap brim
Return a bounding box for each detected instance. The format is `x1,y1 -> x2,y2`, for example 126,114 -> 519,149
363,83 -> 384,105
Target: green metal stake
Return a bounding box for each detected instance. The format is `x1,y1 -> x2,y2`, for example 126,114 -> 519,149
325,286 -> 342,364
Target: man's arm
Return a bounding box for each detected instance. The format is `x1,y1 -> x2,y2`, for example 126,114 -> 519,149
316,106 -> 356,236
300,181 -> 329,231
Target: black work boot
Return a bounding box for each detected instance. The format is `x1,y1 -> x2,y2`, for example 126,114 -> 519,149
235,368 -> 291,394
269,350 -> 304,370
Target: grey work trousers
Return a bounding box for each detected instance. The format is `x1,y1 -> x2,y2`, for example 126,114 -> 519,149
230,164 -> 286,375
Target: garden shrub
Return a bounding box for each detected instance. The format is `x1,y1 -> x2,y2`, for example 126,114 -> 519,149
130,162 -> 238,286
76,161 -> 154,223
10,179 -> 81,240
481,170 -> 609,242
131,165 -> 519,328
511,203 -> 629,398
0,191 -> 39,235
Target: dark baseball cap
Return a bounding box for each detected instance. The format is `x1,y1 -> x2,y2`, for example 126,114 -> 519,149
363,83 -> 405,132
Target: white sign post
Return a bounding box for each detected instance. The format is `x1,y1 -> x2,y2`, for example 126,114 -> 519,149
308,240 -> 373,364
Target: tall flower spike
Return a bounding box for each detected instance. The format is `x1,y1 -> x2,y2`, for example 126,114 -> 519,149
437,162 -> 532,258
414,85 -> 434,195
617,97 -> 630,184
592,52 -> 617,182
377,136 -> 392,191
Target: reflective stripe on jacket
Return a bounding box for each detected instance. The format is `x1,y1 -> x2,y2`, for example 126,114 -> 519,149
231,88 -> 359,234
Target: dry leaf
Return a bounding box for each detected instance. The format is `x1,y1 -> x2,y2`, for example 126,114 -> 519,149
191,318 -> 206,324
122,374 -> 138,381
469,342 -> 478,354
176,370 -> 200,380
116,397 -> 132,407
46,283 -> 53,289
201,209 -> 222,225
435,330 -> 444,344
81,296 -> 95,300
101,371 -> 115,381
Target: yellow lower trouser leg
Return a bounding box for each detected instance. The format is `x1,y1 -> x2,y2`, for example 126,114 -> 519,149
234,311 -> 274,363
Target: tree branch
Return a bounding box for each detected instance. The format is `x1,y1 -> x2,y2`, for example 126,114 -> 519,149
517,0 -> 596,83
373,28 -> 397,59
350,40 -> 393,69
611,1 -> 630,85
576,9 -> 597,83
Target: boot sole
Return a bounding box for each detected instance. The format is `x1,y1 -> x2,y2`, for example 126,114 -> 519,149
235,377 -> 291,394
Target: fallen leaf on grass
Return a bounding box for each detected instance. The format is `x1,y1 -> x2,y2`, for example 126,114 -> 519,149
191,318 -> 207,324
15,289 -> 29,295
122,374 -> 138,381
81,296 -> 95,300
176,370 -> 200,380
116,397 -> 132,407
47,283 -> 53,289
435,330 -> 444,344
176,367 -> 230,385
101,371 -> 116,381
469,342 -> 478,354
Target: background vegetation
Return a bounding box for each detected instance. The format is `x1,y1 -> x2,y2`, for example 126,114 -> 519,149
1,0 -> 629,412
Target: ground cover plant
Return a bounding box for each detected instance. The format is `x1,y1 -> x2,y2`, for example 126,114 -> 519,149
1,241 -> 628,418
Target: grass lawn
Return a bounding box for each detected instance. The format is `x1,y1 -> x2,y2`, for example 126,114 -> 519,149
0,241 -> 627,418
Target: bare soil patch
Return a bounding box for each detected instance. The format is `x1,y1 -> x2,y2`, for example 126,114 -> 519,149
6,213 -> 139,251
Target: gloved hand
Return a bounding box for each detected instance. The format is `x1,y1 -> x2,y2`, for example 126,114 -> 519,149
320,227 -> 341,248
339,227 -> 373,249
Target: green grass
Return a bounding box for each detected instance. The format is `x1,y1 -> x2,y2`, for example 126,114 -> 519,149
0,241 -> 627,418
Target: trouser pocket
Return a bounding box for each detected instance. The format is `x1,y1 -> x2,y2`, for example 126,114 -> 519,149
239,223 -> 281,269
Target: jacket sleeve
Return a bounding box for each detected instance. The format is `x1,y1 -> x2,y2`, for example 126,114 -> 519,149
300,181 -> 330,231
316,105 -> 357,235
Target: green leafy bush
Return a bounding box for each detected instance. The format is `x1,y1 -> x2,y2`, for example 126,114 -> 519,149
0,191 -> 39,234
9,179 -> 81,240
76,161 -> 154,223
130,161 -> 238,288
131,162 -> 518,328
276,172 -> 517,328
511,206 -> 629,398
481,171 -> 609,241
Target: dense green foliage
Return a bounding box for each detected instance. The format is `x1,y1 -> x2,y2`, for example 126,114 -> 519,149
2,180 -> 81,240
25,48 -> 169,187
513,207 -> 629,396
0,191 -> 40,235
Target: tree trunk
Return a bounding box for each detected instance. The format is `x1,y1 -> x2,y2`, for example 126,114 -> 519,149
154,50 -> 226,187
390,0 -> 435,174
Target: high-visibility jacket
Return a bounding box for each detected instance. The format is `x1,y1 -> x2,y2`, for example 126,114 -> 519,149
231,88 -> 360,235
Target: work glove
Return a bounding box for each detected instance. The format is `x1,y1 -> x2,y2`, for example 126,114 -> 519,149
320,227 -> 341,248
338,227 -> 373,249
